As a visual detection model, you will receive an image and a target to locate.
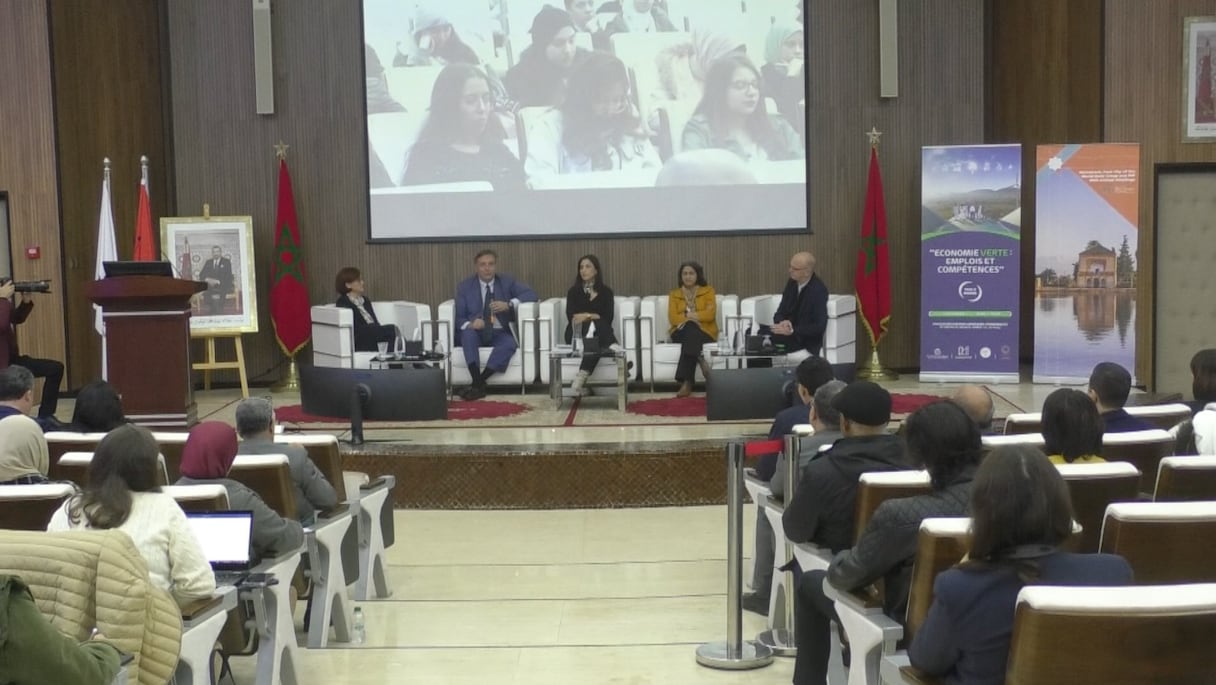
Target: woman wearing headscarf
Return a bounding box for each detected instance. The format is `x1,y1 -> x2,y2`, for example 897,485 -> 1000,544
174,421 -> 304,562
0,414 -> 49,485
760,19 -> 805,137
505,6 -> 591,108
600,0 -> 677,48
648,26 -> 746,133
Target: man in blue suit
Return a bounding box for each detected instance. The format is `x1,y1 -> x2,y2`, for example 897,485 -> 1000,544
454,250 -> 537,400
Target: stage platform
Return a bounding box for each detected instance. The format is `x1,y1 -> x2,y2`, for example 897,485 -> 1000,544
98,376 -> 1065,510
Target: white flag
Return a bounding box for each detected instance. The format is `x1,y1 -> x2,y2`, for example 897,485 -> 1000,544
94,163 -> 118,335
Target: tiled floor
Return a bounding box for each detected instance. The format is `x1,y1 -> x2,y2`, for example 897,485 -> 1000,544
224,506 -> 792,684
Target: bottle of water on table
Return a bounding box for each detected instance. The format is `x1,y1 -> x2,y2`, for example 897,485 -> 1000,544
352,606 -> 366,645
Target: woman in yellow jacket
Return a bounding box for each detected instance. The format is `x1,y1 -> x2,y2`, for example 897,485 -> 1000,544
668,261 -> 718,397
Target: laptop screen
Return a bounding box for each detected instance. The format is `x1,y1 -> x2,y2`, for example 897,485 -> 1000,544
185,511 -> 254,570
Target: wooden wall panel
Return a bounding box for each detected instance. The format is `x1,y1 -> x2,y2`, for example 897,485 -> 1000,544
989,0 -> 1104,360
166,0 -> 986,379
50,0 -> 172,387
0,1 -> 67,391
1104,0 -> 1216,383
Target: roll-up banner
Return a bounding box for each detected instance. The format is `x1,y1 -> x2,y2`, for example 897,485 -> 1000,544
1033,144 -> 1140,384
920,144 -> 1022,383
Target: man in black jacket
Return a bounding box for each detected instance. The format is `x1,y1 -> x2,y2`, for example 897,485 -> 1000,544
791,401 -> 982,685
781,380 -> 906,555
770,251 -> 830,357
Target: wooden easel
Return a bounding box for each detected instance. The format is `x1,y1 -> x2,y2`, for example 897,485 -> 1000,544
192,333 -> 249,397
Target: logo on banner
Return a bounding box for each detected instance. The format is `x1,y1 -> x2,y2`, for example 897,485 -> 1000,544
980,347 -> 992,359
958,281 -> 983,303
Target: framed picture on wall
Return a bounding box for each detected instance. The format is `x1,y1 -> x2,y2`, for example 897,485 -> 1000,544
1183,16 -> 1216,141
160,216 -> 259,335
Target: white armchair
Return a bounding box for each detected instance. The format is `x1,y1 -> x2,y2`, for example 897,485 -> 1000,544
311,301 -> 432,369
539,296 -> 639,385
425,299 -> 539,393
638,293 -> 739,389
739,293 -> 857,371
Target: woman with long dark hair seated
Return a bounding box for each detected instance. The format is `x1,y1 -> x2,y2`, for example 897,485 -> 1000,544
681,54 -> 803,163
402,64 -> 526,191
565,254 -> 619,396
334,267 -> 397,353
667,261 -> 716,397
558,52 -> 660,173
48,424 -> 216,605
909,445 -> 1132,683
68,379 -> 127,433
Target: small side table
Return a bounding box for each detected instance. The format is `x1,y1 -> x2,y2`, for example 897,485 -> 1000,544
549,349 -> 628,411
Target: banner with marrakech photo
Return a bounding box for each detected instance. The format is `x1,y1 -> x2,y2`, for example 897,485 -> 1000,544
1033,144 -> 1140,384
919,144 -> 1022,383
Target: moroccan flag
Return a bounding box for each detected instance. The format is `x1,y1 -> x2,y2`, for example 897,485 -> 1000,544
270,158 -> 311,356
855,147 -> 891,346
132,161 -> 156,261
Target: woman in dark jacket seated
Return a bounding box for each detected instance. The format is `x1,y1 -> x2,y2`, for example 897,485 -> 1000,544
909,445 -> 1133,684
334,267 -> 397,353
174,421 -> 303,563
68,380 -> 127,433
564,254 -> 619,396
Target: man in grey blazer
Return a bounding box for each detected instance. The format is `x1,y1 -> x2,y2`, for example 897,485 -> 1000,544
235,398 -> 338,526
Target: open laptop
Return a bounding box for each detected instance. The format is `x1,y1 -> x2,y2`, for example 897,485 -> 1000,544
185,510 -> 255,586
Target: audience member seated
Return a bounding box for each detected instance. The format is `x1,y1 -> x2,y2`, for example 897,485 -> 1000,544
760,19 -> 805,138
908,444 -> 1133,683
598,0 -> 678,50
950,384 -> 995,434
405,5 -> 488,68
667,261 -> 717,398
175,421 -> 304,563
504,6 -> 589,108
792,400 -> 982,685
49,424 -> 216,605
365,43 -> 405,115
1088,361 -> 1153,433
557,52 -> 660,173
454,249 -> 538,400
0,414 -> 49,485
333,267 -> 397,353
1042,387 -> 1106,464
782,380 -> 906,554
767,250 -> 829,357
566,0 -> 609,36
0,574 -> 123,684
1181,348 -> 1216,455
68,379 -> 127,433
745,365 -> 839,616
0,365 -> 61,431
0,280 -> 64,421
402,64 -> 526,191
648,27 -> 747,132
235,398 -> 337,527
565,254 -> 621,396
681,55 -> 803,162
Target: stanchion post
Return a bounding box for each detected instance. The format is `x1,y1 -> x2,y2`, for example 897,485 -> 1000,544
757,434 -> 800,655
696,442 -> 774,670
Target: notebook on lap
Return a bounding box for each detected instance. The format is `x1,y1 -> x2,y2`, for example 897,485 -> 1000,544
186,510 -> 255,586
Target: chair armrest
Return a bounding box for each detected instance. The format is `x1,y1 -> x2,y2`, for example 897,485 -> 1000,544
824,579 -> 887,615
317,503 -> 351,520
311,306 -> 351,327
361,475 -> 395,492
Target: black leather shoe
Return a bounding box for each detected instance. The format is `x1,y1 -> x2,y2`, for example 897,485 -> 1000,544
741,591 -> 770,616
463,385 -> 487,401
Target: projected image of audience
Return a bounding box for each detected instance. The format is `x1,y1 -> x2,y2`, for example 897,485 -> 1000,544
363,0 -> 806,238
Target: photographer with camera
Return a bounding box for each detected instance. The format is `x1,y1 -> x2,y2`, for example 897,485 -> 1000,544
0,278 -> 63,421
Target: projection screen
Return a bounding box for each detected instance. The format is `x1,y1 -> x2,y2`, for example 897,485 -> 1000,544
363,0 -> 808,240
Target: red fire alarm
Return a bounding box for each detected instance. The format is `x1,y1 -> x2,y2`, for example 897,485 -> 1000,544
25,247 -> 39,259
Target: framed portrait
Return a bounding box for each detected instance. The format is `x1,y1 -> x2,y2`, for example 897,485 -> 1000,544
160,216 -> 259,335
1183,16 -> 1216,141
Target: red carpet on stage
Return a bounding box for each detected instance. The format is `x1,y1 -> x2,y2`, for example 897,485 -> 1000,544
275,400 -> 530,424
627,393 -> 946,419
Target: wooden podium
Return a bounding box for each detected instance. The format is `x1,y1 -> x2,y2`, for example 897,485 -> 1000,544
86,276 -> 207,428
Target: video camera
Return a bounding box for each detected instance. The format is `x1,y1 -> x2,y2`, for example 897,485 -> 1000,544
1,278 -> 51,294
